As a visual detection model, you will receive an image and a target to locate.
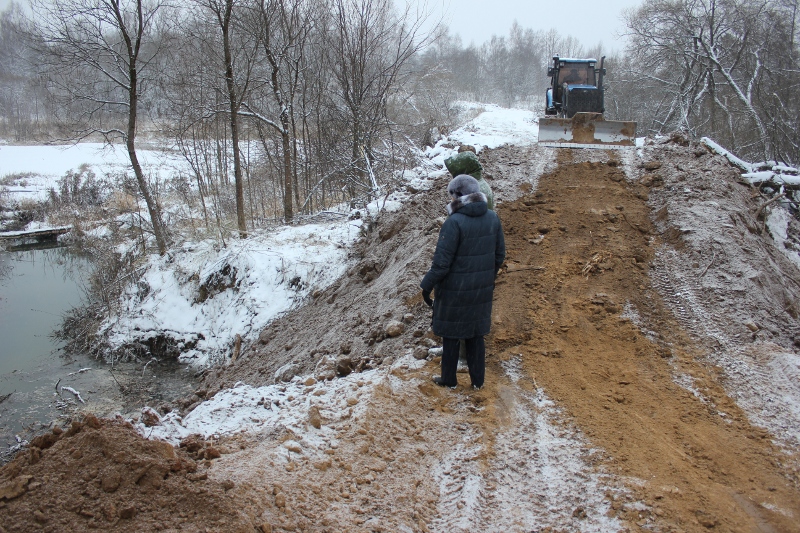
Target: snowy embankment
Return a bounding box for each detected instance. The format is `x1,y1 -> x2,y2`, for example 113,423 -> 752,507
133,102 -> 541,401
0,105 -> 538,367
131,107 -> 630,531
101,222 -> 361,365
102,103 -> 540,367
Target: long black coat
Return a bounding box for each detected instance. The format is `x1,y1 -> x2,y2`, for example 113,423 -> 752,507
420,192 -> 505,339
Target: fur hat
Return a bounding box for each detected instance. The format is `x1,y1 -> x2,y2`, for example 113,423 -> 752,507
447,174 -> 481,198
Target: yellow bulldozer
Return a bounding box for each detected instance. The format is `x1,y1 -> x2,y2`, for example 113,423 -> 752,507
538,55 -> 636,148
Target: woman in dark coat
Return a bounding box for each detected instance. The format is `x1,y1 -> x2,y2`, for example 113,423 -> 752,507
420,174 -> 505,389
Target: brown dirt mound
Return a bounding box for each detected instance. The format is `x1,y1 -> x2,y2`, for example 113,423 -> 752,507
0,415 -> 256,532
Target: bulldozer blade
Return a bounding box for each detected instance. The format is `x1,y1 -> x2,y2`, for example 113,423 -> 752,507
538,112 -> 636,149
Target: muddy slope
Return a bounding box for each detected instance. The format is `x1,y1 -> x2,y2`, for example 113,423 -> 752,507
193,177 -> 457,397
0,416 -> 255,532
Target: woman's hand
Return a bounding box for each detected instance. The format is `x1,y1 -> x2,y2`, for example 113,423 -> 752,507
422,290 -> 433,308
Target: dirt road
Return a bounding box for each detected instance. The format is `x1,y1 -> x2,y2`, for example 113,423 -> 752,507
2,141 -> 799,532
485,147 -> 800,531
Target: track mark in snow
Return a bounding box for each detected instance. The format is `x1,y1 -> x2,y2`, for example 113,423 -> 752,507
431,385 -> 626,533
651,245 -> 800,448
626,145 -> 800,453
500,354 -> 523,383
652,246 -> 730,349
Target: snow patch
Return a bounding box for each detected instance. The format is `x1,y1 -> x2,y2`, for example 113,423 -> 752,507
140,365 -> 384,446
766,206 -> 800,269
102,220 -> 362,365
0,143 -> 186,204
448,105 -> 539,151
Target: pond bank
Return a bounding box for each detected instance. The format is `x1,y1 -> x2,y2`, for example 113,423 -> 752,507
0,245 -> 196,462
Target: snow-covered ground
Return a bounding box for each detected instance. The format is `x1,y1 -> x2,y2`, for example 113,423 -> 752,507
102,222 -> 362,365
0,142 -> 186,203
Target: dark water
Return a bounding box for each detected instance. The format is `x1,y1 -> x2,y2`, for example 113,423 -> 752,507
0,245 -> 195,457
0,246 -> 89,381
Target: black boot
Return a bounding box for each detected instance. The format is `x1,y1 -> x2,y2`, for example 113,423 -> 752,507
432,376 -> 456,389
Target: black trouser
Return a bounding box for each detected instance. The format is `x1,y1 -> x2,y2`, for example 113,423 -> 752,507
441,336 -> 485,388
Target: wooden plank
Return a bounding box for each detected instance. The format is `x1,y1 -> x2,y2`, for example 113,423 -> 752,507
0,226 -> 72,241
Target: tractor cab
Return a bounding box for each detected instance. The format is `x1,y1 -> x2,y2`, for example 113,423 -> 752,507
554,60 -> 596,87
545,57 -> 604,118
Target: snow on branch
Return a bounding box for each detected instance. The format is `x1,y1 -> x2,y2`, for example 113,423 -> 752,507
701,138 -> 752,172
701,137 -> 800,190
60,386 -> 86,404
741,170 -> 800,190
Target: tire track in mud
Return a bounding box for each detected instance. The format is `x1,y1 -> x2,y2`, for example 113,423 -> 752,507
483,147 -> 800,532
650,222 -> 800,450
640,140 -> 800,454
430,356 -> 625,532
650,247 -> 730,348
648,245 -> 797,443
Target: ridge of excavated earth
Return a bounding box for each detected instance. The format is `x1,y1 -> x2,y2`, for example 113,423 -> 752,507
2,139 -> 800,532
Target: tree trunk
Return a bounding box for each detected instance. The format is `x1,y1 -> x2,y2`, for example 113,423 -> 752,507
126,13 -> 167,255
281,113 -> 293,222
128,137 -> 167,256
222,0 -> 247,238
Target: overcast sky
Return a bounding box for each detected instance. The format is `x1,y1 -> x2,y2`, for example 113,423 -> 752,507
0,0 -> 642,52
404,0 -> 642,53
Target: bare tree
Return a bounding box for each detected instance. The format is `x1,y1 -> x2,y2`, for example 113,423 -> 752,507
200,0 -> 255,237
622,0 -> 796,162
0,3 -> 48,140
328,0 -> 430,193
29,0 -> 170,254
238,0 -> 314,222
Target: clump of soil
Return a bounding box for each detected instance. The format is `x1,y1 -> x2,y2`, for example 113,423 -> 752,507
0,415 -> 256,532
